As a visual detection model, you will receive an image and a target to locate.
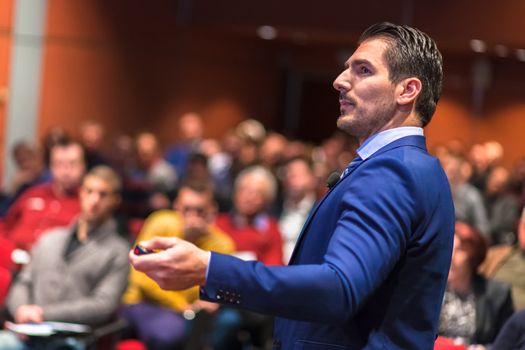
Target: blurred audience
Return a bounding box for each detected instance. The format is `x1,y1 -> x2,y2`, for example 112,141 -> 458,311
0,140 -> 85,252
217,165 -> 283,265
165,112 -> 204,181
0,166 -> 130,350
441,151 -> 490,238
41,126 -> 70,169
438,221 -> 513,348
277,156 -> 317,263
259,131 -> 288,174
128,132 -> 177,216
79,120 -> 109,170
121,180 -> 234,350
480,207 -> 525,309
214,165 -> 282,350
134,132 -> 178,195
1,114 -> 525,349
200,138 -> 234,212
484,166 -> 521,245
230,119 -> 266,178
0,141 -> 48,217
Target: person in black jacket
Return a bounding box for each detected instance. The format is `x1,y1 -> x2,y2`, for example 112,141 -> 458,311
439,221 -> 514,347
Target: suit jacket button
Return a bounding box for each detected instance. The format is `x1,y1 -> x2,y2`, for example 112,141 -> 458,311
273,339 -> 281,349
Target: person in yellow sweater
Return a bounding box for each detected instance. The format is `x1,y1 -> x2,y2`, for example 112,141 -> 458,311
121,180 -> 234,350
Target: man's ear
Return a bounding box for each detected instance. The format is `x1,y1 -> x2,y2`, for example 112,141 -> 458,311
396,77 -> 422,106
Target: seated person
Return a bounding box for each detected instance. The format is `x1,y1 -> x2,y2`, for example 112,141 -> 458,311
0,140 -> 48,217
213,166 -> 284,350
277,156 -> 317,263
0,140 -> 86,252
121,180 -> 234,350
439,221 -> 514,348
216,165 -> 283,265
480,207 -> 525,309
0,165 -> 130,350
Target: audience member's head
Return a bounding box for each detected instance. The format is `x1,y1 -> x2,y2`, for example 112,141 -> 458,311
442,152 -> 471,186
186,153 -> 210,182
42,126 -> 70,167
79,165 -> 122,226
282,156 -> 316,203
50,140 -> 86,194
174,180 -> 217,241
484,141 -> 504,167
469,143 -> 489,173
486,166 -> 512,197
178,112 -> 203,143
448,221 -> 488,287
12,140 -> 44,175
233,166 -> 277,219
136,132 -> 161,168
259,132 -> 288,170
80,120 -> 105,152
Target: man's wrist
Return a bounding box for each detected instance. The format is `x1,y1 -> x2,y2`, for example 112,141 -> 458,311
199,250 -> 212,286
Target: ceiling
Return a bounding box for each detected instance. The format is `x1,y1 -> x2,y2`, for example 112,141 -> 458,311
176,0 -> 525,58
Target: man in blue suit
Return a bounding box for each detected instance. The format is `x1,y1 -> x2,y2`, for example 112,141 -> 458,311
130,22 -> 455,350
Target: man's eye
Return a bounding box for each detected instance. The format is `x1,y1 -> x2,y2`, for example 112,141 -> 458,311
360,66 -> 371,74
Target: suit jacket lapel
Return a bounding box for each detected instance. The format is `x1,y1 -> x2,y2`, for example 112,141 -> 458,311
288,159 -> 365,264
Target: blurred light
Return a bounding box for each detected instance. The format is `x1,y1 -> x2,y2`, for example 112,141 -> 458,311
470,39 -> 487,53
257,26 -> 277,40
517,49 -> 525,62
494,44 -> 509,57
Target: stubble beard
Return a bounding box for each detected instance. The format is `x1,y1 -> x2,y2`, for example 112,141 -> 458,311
336,104 -> 395,142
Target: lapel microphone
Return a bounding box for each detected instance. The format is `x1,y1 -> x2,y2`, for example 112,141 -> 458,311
326,171 -> 342,189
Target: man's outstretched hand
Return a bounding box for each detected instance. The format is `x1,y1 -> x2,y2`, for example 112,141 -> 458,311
129,236 -> 210,290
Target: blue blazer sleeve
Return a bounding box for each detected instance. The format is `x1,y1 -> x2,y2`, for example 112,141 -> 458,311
201,156 -> 420,323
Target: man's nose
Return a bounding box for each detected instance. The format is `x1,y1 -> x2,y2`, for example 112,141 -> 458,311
333,71 -> 350,92
88,192 -> 101,203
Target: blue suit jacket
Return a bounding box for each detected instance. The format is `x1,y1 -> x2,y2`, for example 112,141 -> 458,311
201,135 -> 455,349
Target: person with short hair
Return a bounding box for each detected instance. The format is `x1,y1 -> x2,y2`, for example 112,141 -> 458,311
0,165 -> 130,350
0,141 -> 86,252
121,180 -> 234,350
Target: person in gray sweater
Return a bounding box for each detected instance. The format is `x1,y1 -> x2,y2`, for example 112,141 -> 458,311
0,165 -> 130,350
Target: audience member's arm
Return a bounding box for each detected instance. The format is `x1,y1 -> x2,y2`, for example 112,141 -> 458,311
6,259 -> 34,318
42,248 -> 130,325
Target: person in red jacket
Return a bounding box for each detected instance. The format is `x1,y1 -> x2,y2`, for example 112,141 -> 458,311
0,140 -> 86,252
215,165 -> 283,265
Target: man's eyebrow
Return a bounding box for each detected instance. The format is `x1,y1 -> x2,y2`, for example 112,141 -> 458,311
351,58 -> 373,67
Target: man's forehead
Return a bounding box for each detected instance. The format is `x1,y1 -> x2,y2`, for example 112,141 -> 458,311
347,38 -> 389,65
52,144 -> 83,158
82,176 -> 113,191
178,188 -> 211,201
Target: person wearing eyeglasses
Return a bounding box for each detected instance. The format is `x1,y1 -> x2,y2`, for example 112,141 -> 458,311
121,180 -> 234,350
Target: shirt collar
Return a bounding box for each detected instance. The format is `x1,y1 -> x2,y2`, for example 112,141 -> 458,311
356,127 -> 424,160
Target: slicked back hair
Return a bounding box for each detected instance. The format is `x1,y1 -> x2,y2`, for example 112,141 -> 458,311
359,22 -> 443,127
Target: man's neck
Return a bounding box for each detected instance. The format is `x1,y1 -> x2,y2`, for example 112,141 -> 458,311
76,216 -> 108,242
358,113 -> 421,145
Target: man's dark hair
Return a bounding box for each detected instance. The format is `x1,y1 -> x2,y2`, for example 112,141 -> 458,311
179,179 -> 215,196
359,22 -> 443,127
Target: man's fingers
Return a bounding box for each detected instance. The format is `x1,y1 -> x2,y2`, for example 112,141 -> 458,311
139,236 -> 181,250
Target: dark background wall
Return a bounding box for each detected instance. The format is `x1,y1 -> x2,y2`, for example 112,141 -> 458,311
12,0 -> 525,167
